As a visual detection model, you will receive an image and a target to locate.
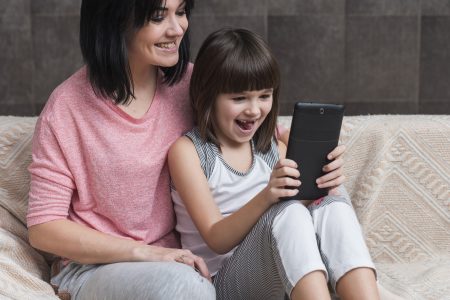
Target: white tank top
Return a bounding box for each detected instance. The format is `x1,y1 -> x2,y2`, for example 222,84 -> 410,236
171,128 -> 278,275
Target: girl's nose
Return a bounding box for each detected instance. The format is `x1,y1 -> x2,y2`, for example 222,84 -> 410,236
245,101 -> 260,116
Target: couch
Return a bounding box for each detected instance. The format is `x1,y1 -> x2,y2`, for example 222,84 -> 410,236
0,115 -> 449,300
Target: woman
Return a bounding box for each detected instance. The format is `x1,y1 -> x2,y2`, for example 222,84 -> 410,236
26,0 -> 215,299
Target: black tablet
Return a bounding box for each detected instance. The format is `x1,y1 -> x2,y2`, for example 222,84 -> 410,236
283,102 -> 344,200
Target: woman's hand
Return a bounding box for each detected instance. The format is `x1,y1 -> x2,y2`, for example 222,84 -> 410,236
316,145 -> 346,195
263,158 -> 301,204
134,245 -> 211,281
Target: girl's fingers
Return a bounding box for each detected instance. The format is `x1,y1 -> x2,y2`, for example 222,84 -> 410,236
316,167 -> 344,186
322,157 -> 344,173
273,177 -> 301,188
279,187 -> 299,198
317,173 -> 346,188
272,159 -> 300,178
274,159 -> 298,169
327,144 -> 346,160
272,166 -> 300,179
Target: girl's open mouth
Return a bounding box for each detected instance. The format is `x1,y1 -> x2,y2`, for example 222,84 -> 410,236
236,119 -> 256,131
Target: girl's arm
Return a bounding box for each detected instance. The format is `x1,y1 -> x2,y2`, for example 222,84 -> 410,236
168,137 -> 300,254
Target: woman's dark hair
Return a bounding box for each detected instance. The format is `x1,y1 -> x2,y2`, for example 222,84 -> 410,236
190,28 -> 280,153
80,0 -> 194,104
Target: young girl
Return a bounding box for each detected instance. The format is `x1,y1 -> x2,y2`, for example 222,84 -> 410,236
169,28 -> 379,300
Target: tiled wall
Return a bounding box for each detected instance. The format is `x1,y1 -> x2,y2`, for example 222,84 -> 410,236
1,0 -> 449,116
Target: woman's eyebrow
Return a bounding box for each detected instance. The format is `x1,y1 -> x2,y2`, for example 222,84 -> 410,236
156,1 -> 186,11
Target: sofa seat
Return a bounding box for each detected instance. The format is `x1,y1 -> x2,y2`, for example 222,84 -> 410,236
1,115 -> 449,299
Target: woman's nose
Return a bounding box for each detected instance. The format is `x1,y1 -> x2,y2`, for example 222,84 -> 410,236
167,16 -> 185,36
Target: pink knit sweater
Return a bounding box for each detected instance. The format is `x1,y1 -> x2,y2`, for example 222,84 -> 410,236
27,66 -> 193,248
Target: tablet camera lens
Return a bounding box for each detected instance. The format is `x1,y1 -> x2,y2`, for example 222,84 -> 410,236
320,108 -> 324,114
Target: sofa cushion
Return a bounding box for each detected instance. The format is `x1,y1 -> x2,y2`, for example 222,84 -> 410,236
0,206 -> 58,299
0,116 -> 37,225
0,116 -> 58,299
279,115 -> 450,299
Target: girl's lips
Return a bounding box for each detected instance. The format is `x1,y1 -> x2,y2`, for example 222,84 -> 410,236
236,120 -> 256,132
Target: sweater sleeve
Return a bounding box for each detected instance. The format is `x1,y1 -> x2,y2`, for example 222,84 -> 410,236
27,115 -> 75,227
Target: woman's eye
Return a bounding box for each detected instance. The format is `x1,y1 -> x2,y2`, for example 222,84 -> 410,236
150,11 -> 165,22
176,9 -> 186,16
260,94 -> 272,99
232,96 -> 246,101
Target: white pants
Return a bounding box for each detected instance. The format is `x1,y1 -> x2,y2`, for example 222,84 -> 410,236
213,188 -> 376,299
274,197 -> 376,292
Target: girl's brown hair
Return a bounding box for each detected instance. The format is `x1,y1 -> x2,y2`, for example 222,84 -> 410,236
190,28 -> 280,153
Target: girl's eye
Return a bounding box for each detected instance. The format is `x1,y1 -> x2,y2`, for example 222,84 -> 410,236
260,94 -> 272,99
231,96 -> 246,101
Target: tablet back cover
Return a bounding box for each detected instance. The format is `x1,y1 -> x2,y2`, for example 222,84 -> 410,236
284,102 -> 344,200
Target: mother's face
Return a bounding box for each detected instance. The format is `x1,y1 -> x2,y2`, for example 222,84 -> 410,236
128,0 -> 188,68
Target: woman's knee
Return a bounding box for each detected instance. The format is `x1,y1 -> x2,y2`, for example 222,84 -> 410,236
167,262 -> 216,299
77,262 -> 216,300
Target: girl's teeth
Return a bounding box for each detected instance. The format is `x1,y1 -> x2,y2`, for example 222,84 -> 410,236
236,120 -> 255,130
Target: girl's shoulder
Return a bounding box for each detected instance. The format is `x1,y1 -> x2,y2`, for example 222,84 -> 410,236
171,127 -> 212,159
254,137 -> 280,169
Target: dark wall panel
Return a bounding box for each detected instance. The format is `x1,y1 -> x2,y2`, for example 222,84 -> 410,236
1,1 -> 449,116
0,0 -> 34,115
269,15 -> 345,115
32,15 -> 83,107
419,16 -> 450,114
345,16 -> 419,106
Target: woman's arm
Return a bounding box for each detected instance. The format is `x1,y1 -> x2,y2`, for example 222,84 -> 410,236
168,137 -> 300,254
28,219 -> 211,278
29,219 -> 154,264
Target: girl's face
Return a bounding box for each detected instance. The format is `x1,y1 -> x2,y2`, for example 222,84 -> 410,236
128,0 -> 188,69
213,89 -> 273,148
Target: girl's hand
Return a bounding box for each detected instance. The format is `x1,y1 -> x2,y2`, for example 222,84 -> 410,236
316,145 -> 346,194
134,246 -> 211,281
263,159 -> 301,204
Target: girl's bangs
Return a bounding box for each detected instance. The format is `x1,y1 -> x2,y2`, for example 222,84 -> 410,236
220,49 -> 279,94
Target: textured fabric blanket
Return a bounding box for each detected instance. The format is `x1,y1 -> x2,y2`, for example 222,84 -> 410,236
1,115 -> 449,299
279,115 -> 450,299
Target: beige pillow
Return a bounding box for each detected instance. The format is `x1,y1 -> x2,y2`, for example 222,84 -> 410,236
0,206 -> 57,299
0,116 -> 37,225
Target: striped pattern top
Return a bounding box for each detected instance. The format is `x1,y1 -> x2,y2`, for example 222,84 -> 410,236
171,127 -> 279,275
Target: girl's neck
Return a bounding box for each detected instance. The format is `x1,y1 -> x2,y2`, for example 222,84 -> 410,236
220,140 -> 253,174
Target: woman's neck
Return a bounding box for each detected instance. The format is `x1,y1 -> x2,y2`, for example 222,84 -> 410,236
119,63 -> 158,119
